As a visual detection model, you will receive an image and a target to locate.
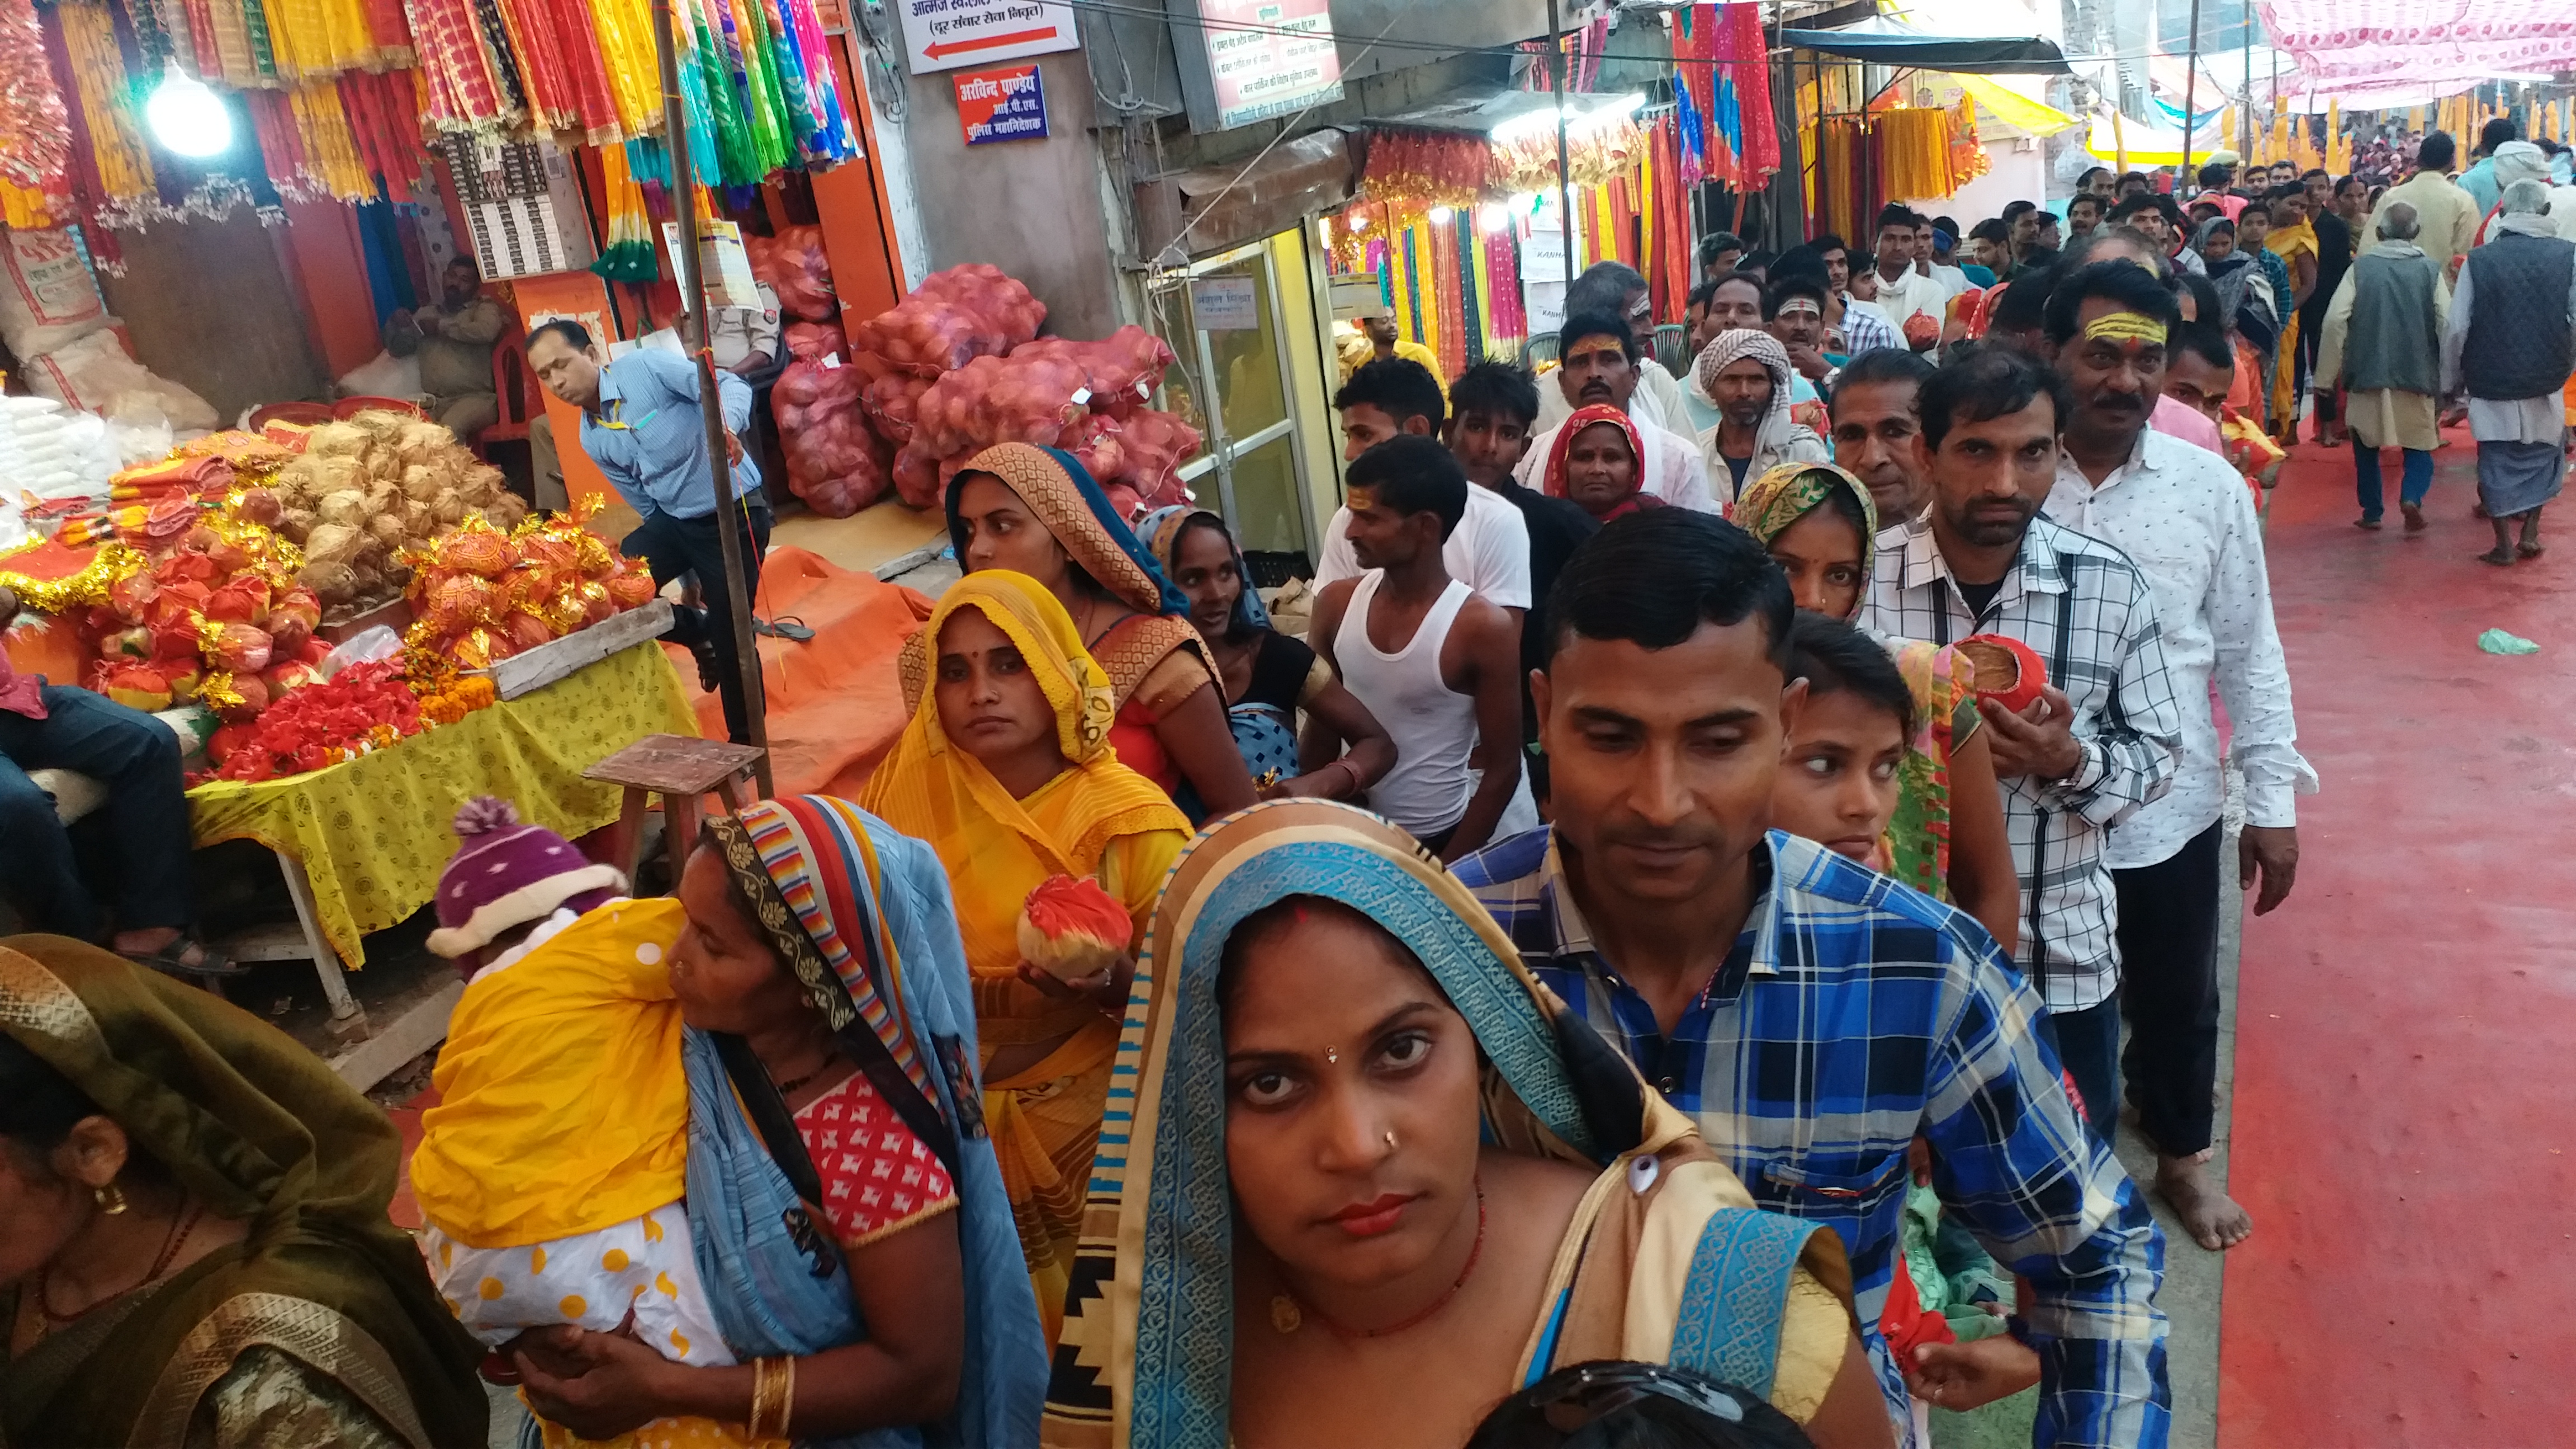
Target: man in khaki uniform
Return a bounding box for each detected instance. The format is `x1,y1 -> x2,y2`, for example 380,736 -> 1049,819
386,255 -> 506,442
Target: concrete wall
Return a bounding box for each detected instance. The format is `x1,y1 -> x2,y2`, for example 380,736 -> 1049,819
901,48 -> 1123,340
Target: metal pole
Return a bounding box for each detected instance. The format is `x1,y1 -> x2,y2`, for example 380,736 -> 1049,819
2242,0 -> 2253,164
652,0 -> 773,793
1812,50 -> 1827,239
2181,0 -> 2201,187
1546,0 -> 1574,290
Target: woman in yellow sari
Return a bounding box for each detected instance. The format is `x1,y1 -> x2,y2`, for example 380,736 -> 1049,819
863,570 -> 1191,1350
2265,186 -> 2322,443
926,442 -> 1257,817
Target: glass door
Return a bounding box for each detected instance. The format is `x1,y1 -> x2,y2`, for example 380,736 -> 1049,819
1148,235 -> 1317,576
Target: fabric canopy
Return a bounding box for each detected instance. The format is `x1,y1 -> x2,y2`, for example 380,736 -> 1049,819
1957,76 -> 2082,137
1781,25 -> 2070,75
2258,1 -> 2576,96
2083,110 -> 2230,167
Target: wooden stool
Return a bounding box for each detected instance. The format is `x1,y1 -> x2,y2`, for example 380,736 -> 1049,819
584,735 -> 766,892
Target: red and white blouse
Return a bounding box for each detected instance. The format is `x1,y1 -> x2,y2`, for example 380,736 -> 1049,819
790,1068 -> 958,1248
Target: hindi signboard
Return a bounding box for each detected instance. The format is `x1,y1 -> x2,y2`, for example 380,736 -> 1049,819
954,62 -> 1049,144
1190,274 -> 1259,331
897,0 -> 1078,74
1200,0 -> 1341,129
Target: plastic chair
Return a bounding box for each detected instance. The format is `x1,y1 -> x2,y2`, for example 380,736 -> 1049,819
476,335 -> 541,460
1522,331 -> 1560,368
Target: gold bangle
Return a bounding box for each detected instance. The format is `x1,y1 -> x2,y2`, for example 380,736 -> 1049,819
776,1355 -> 796,1441
747,1355 -> 785,1439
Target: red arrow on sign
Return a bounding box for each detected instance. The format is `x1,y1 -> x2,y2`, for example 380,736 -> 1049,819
925,25 -> 1058,58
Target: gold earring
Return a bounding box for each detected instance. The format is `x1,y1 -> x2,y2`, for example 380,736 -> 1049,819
95,1183 -> 128,1215
1324,1047 -> 1341,1064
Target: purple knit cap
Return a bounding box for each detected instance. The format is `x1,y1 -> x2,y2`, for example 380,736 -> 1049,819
425,797 -> 627,958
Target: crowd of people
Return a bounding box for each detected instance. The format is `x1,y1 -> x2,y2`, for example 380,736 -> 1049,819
41,116 -> 2576,1449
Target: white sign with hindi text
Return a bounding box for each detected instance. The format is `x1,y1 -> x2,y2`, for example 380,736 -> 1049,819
898,0 -> 1078,74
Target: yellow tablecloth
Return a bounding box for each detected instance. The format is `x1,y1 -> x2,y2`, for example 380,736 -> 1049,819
187,643 -> 700,967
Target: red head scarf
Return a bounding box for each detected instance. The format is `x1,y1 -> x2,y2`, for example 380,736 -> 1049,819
1542,404 -> 1662,520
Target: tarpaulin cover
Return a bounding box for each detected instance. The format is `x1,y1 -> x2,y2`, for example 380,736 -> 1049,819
1779,27 -> 2069,75
2260,0 -> 2576,96
674,545 -> 930,800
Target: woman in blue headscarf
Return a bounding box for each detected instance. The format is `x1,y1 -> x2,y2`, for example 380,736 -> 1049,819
1042,801 -> 1891,1449
510,794 -> 1048,1448
912,442 -> 1256,816
1134,506 -> 1394,815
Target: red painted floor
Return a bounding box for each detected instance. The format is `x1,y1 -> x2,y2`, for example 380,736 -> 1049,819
2220,430 -> 2576,1447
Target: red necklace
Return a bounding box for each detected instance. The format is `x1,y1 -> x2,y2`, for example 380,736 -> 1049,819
1271,1176 -> 1486,1340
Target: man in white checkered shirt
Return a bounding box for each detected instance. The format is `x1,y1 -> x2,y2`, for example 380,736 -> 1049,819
1860,344 -> 2186,1137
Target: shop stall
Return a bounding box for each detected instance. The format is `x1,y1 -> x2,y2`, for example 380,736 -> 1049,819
1311,2 -> 1779,382
0,412 -> 693,1020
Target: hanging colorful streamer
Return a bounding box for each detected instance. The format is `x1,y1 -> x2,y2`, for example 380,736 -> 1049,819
56,1 -> 156,216
0,0 -> 72,211
1875,108 -> 1959,202
407,0 -> 510,132
589,140 -> 656,280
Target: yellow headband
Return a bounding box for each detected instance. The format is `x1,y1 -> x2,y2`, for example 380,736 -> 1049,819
2084,311 -> 2170,345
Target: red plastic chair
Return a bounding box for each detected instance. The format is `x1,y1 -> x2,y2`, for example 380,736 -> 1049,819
476,335 -> 542,460
333,395 -> 423,419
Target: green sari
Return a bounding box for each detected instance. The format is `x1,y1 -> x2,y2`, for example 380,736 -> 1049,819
0,936 -> 486,1449
1737,462 -> 1977,900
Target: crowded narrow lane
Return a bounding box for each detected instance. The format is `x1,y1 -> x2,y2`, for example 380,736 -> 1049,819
2222,430 -> 2576,1447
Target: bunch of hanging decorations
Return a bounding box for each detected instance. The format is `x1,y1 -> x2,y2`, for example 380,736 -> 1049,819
1359,128 -> 1492,216
0,0 -> 72,226
1487,116 -> 1644,197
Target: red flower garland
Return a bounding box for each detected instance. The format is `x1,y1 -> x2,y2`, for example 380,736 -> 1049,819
198,658 -> 424,784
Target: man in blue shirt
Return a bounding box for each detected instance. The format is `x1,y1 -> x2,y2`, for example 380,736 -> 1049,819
525,320 -> 770,742
1453,511 -> 2168,1449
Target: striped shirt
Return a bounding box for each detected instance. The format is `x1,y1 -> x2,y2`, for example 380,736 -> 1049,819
1453,829 -> 2170,1449
1860,513 -> 2184,1012
1838,296 -> 1904,356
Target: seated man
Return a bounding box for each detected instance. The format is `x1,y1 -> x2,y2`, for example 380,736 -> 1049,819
387,255 -> 507,443
0,585 -> 230,977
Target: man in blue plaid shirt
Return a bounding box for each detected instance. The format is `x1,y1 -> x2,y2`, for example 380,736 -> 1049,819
1455,511 -> 2166,1449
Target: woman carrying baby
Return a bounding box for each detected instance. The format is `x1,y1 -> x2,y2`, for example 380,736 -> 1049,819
509,794 -> 1046,1447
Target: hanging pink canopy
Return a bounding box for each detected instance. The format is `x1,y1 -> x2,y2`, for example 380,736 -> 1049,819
2260,1 -> 2576,94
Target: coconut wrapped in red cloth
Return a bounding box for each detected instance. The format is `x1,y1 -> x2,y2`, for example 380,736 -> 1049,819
1016,874 -> 1131,983
1955,633 -> 2049,715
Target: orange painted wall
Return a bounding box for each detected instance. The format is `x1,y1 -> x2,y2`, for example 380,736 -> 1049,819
506,271 -> 618,511
811,34 -> 910,327
277,201 -> 387,380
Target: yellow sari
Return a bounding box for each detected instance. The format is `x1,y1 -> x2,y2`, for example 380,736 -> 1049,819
2267,219 -> 2319,427
861,571 -> 1190,1348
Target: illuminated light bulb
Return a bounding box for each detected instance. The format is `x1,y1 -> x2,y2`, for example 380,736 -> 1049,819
1348,212 -> 1371,232
1478,204 -> 1509,232
146,72 -> 233,159
1428,205 -> 1455,224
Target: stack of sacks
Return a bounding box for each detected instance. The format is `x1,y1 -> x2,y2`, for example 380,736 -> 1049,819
0,395 -> 118,506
